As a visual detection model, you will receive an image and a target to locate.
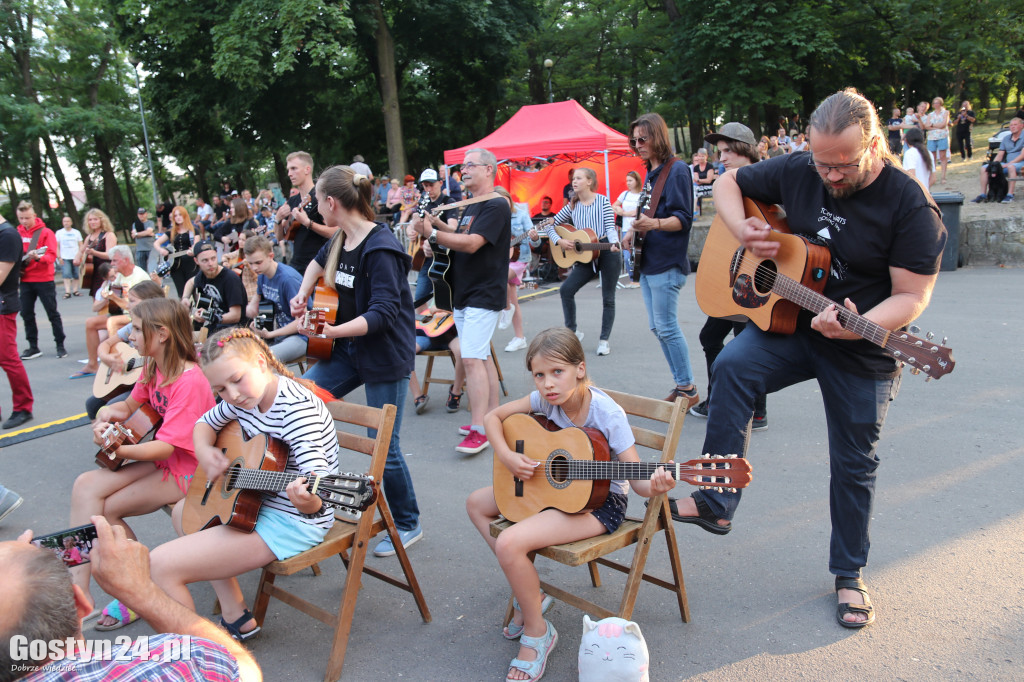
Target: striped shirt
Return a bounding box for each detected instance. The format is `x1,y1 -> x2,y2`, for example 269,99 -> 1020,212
199,376 -> 339,530
544,193 -> 618,244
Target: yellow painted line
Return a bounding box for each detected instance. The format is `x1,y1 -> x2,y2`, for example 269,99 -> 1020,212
1,413 -> 88,438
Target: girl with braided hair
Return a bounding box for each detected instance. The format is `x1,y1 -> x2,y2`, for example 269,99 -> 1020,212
148,326 -> 339,641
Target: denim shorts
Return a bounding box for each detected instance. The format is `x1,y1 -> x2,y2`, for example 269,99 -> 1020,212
927,137 -> 949,152
591,492 -> 629,534
61,260 -> 79,281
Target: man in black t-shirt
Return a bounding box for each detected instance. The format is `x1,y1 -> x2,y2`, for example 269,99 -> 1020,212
681,89 -> 946,629
0,213 -> 33,429
412,148 -> 509,455
180,241 -> 247,334
274,151 -> 337,274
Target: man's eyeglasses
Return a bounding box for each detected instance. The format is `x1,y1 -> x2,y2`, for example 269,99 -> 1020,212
628,136 -> 649,147
462,161 -> 489,170
807,153 -> 866,175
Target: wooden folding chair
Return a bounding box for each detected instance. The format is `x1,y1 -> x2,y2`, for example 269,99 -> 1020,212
419,343 -> 508,398
251,401 -> 431,682
490,389 -> 690,623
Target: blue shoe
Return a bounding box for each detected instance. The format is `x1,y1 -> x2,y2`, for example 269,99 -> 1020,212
1001,194 -> 1014,204
507,620 -> 557,681
504,592 -> 554,639
373,523 -> 423,557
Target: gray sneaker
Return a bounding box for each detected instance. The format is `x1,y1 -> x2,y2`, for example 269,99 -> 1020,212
0,490 -> 24,524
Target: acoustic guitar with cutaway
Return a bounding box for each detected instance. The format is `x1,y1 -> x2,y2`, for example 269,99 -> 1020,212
494,413 -> 752,522
181,421 -> 377,534
694,197 -> 955,381
93,342 -> 145,401
94,403 -> 162,472
284,194 -> 314,241
541,222 -> 617,268
301,277 -> 339,360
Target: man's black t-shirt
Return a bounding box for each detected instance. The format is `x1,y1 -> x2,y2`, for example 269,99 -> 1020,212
886,117 -> 903,152
192,267 -> 248,333
735,152 -> 946,378
286,192 -> 327,274
0,222 -> 22,315
425,194 -> 458,228
451,197 -> 510,311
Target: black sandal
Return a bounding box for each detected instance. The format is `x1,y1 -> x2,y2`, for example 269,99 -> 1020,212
414,394 -> 429,414
446,388 -> 462,413
658,494 -> 732,535
835,576 -> 875,628
220,609 -> 261,641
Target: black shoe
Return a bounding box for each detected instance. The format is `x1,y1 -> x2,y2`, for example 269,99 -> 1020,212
2,411 -> 33,430
56,346 -> 68,359
752,414 -> 768,431
689,399 -> 709,418
446,388 -> 462,413
20,347 -> 42,360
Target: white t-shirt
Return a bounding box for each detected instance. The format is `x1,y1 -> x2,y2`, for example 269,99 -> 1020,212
617,191 -> 641,233
56,227 -> 83,259
902,147 -> 932,193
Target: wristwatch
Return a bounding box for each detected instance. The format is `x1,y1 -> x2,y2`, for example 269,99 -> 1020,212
428,228 -> 438,245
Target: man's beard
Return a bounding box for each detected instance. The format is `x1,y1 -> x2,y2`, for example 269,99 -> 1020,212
823,170 -> 869,199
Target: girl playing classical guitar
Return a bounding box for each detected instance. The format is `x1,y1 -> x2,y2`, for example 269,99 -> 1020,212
466,328 -> 674,682
148,327 -> 339,641
69,298 -> 215,629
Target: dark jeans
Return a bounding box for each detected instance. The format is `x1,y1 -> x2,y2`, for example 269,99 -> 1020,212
413,257 -> 434,307
698,317 -> 766,417
956,128 -> 973,160
303,339 -> 420,531
19,280 -> 65,348
696,326 -> 900,578
135,249 -> 151,273
559,250 -> 621,341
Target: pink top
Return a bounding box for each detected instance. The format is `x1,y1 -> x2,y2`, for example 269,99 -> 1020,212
131,364 -> 214,493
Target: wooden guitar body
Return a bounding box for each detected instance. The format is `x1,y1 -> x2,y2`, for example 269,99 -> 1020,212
181,422 -> 288,535
549,225 -> 614,269
494,413 -> 611,523
304,277 -> 339,360
415,310 -> 455,338
95,403 -> 162,471
93,342 -> 145,401
695,198 -> 830,333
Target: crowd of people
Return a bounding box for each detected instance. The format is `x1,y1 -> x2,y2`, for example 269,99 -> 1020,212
0,89 -> 952,680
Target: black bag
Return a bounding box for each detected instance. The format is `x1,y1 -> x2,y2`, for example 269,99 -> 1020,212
986,151 -> 1009,203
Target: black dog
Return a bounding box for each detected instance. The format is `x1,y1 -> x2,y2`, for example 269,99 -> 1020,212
986,150 -> 1009,202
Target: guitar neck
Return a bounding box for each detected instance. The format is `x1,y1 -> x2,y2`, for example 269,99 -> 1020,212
226,468 -> 312,495
566,460 -> 733,484
771,275 -> 892,349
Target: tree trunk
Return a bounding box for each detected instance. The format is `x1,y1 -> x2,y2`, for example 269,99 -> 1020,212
370,0 -> 406,179
273,152 -> 289,193
29,143 -> 45,212
95,135 -> 129,227
42,134 -> 80,225
997,80 -> 1011,122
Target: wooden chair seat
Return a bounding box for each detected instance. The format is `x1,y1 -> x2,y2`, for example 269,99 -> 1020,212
419,343 -> 508,398
489,389 -> 690,623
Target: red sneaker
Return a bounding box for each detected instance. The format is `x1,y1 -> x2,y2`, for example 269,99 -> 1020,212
456,431 -> 490,454
458,425 -> 472,436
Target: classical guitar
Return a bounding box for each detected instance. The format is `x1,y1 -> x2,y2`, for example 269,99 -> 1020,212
284,194 -> 314,241
93,342 -> 145,401
537,221 -> 616,269
694,197 -> 955,380
408,192 -> 432,271
181,421 -> 377,535
629,184 -> 652,282
95,403 -> 162,472
301,277 -> 339,360
494,413 -> 752,522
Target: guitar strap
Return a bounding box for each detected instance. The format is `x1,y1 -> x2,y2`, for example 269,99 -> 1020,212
20,227 -> 43,272
434,191 -> 500,215
643,156 -> 678,219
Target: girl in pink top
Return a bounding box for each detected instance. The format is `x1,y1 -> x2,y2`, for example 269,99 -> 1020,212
69,298 -> 215,630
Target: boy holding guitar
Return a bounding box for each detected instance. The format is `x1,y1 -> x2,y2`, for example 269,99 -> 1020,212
689,89 -> 947,628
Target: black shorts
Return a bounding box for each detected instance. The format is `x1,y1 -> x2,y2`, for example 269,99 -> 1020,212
591,492 -> 629,534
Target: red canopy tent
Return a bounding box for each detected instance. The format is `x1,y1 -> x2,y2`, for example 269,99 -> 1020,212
443,100 -> 644,215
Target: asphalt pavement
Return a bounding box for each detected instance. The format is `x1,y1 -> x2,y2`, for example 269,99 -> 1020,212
1,266 -> 1021,681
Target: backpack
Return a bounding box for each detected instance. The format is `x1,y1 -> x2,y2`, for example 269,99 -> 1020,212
986,151 -> 1009,202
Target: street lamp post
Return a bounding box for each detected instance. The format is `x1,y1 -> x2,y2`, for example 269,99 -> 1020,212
544,59 -> 554,103
128,54 -> 159,211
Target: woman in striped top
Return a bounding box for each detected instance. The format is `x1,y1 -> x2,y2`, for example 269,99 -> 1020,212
530,167 -> 621,356
149,327 -> 339,642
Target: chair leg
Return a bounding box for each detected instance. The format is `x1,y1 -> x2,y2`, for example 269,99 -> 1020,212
490,343 -> 508,396
377,496 -> 432,622
588,561 -> 602,588
322,525 -> 372,682
252,569 -> 275,623
310,563 -> 322,577
661,508 -> 691,623
422,354 -> 435,396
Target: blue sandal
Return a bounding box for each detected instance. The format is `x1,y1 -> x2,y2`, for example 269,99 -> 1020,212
220,609 -> 261,641
504,592 -> 554,639
507,620 -> 557,681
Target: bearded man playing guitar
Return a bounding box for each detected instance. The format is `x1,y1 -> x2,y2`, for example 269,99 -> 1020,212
685,89 -> 947,629
274,151 -> 340,273
621,113 -> 700,407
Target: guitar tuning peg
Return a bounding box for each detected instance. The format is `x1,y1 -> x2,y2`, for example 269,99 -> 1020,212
909,324 -> 920,334
941,336 -> 948,346
926,331 -> 934,340
921,364 -> 931,373
925,376 -> 933,383
715,487 -> 724,493
910,367 -> 921,375
728,488 -> 738,493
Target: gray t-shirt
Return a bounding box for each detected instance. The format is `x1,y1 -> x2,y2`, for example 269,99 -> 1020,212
133,219 -> 155,252
529,386 -> 635,495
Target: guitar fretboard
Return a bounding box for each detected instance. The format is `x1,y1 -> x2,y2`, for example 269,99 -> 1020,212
226,468 -> 309,494
770,272 -> 890,347
561,460 -> 739,484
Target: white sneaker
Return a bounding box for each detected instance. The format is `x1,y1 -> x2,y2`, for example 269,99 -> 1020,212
575,331 -> 584,342
505,336 -> 527,352
498,306 -> 514,330
596,340 -> 610,356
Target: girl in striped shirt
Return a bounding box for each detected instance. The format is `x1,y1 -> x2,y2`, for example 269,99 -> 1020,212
149,327 -> 338,642
531,167 -> 622,357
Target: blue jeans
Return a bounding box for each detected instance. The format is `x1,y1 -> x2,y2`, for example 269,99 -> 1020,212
303,340 -> 420,531
696,326 -> 901,578
413,257 -> 434,307
639,266 -> 693,387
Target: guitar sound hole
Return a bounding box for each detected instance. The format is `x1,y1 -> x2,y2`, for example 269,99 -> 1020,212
753,260 -> 778,294
545,451 -> 572,490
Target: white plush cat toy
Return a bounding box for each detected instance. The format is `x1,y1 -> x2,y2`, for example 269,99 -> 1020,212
578,615 -> 650,682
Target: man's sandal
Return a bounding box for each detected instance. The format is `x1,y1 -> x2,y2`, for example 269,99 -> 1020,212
650,494 -> 732,535
93,599 -> 140,631
503,591 -> 554,639
507,620 -> 557,681
835,576 -> 875,628
220,609 -> 262,641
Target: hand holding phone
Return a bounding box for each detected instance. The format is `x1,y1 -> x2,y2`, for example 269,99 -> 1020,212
31,523 -> 98,567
